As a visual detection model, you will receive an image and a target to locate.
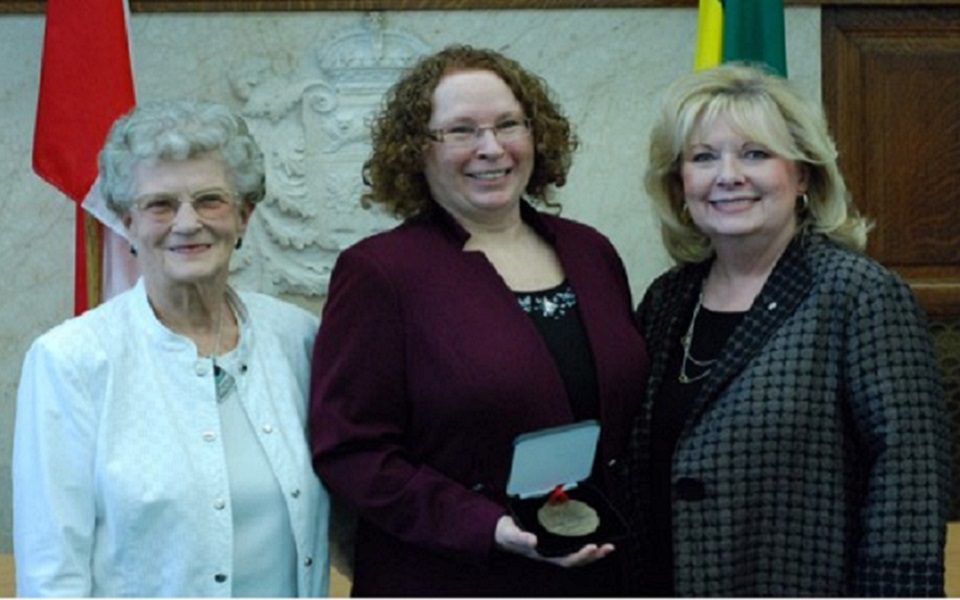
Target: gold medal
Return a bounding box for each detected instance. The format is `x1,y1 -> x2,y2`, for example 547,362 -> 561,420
536,485 -> 600,537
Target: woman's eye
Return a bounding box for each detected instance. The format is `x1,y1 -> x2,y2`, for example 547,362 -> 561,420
744,148 -> 771,160
195,194 -> 227,207
145,199 -> 176,212
689,152 -> 716,162
447,125 -> 476,136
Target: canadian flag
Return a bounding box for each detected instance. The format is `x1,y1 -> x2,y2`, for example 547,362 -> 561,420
33,0 -> 139,315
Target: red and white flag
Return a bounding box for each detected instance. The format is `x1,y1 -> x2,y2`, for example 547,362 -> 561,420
33,0 -> 138,315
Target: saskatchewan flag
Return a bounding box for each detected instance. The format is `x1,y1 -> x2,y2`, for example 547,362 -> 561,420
694,0 -> 787,77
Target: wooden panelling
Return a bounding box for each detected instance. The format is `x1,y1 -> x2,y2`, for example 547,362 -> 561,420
823,6 -> 960,316
331,566 -> 350,597
948,522 -> 960,596
1,554 -> 13,597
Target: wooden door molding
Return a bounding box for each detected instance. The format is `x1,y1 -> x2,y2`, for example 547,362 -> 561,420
823,6 -> 960,316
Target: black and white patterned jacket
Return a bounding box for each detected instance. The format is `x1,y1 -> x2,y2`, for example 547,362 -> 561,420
624,233 -> 951,596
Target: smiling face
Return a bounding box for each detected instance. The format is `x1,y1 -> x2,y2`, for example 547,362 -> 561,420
422,69 -> 534,229
681,113 -> 807,252
123,153 -> 251,293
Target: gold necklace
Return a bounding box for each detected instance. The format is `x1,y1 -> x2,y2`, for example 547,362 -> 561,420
678,292 -> 716,384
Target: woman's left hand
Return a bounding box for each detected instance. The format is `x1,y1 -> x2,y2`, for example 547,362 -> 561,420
494,515 -> 615,568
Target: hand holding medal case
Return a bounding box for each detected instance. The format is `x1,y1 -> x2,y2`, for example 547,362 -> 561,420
506,420 -> 629,557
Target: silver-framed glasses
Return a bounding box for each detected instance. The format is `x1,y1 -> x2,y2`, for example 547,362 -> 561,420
427,117 -> 532,149
133,189 -> 236,223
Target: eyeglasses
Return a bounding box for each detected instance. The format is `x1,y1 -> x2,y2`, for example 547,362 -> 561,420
427,117 -> 531,148
133,189 -> 236,223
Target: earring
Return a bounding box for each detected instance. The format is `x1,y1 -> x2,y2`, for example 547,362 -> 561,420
235,237 -> 243,250
129,245 -> 138,256
798,193 -> 810,212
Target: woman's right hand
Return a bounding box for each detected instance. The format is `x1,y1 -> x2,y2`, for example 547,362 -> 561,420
494,515 -> 615,568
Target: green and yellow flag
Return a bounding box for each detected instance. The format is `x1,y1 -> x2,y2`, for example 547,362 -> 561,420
694,0 -> 787,77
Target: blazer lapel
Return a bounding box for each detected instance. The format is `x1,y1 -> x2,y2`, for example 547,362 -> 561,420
644,267 -> 705,398
686,235 -> 816,426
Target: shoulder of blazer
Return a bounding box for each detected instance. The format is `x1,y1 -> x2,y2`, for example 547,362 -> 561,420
638,263 -> 707,329
536,211 -> 607,243
806,234 -> 908,294
336,214 -> 462,274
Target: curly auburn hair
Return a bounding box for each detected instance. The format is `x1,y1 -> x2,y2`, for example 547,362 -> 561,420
362,45 -> 579,219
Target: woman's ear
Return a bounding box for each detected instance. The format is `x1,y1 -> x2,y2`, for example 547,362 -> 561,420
242,201 -> 255,224
237,200 -> 255,236
796,162 -> 811,195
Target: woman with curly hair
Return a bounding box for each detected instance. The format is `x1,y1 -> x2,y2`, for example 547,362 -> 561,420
309,45 -> 649,596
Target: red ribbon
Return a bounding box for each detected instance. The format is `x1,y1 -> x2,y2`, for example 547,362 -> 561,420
548,484 -> 569,505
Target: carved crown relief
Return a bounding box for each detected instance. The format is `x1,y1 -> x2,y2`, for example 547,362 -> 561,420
228,14 -> 431,297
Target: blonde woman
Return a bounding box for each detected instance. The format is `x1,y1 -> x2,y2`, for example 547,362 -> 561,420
626,63 -> 949,596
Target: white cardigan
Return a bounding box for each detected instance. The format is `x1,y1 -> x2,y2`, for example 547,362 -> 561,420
13,279 -> 330,597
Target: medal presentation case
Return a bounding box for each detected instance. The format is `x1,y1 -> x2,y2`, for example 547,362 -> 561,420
506,420 -> 629,557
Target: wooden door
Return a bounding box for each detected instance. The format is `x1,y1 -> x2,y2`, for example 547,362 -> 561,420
822,5 -> 960,519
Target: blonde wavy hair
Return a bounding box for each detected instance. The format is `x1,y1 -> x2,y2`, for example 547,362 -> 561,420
644,63 -> 871,264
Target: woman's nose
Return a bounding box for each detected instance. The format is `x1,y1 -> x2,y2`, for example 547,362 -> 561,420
717,155 -> 745,186
170,200 -> 203,231
474,129 -> 506,158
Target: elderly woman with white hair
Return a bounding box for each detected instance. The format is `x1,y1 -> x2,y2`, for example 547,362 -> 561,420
13,99 -> 329,597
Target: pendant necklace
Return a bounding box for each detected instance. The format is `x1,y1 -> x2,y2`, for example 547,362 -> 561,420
678,291 -> 717,384
210,298 -> 236,401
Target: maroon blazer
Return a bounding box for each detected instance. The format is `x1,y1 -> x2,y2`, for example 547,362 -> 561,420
309,203 -> 649,596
